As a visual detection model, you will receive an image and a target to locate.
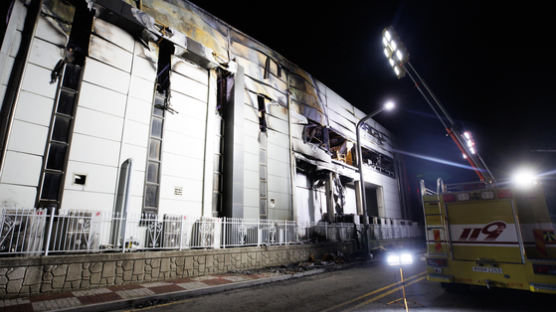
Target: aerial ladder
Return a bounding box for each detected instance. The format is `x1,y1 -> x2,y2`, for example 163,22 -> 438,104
381,27 -> 495,183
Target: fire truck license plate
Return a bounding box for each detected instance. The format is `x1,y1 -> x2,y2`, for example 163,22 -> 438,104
472,266 -> 503,274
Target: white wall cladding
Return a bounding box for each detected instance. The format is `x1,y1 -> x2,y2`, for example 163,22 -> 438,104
362,167 -> 401,219
0,11 -> 65,209
295,172 -> 326,224
160,57 -> 209,218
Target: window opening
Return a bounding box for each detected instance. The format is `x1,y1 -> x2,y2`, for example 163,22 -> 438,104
142,39 -> 174,216
328,130 -> 355,166
360,147 -> 395,178
258,95 -> 268,219
37,3 -> 93,208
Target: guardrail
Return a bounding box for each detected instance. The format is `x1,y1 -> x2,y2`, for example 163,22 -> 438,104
0,208 -> 421,256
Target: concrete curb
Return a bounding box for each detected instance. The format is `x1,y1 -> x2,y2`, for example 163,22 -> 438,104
55,268 -> 329,312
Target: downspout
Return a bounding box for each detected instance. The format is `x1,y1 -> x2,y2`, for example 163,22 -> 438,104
287,90 -> 297,221
0,0 -> 42,174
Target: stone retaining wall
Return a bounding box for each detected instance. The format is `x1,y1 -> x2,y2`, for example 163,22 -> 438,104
0,242 -> 354,298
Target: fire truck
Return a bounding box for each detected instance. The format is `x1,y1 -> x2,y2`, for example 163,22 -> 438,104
421,178 -> 556,293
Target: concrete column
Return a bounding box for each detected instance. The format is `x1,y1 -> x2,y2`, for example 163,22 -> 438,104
354,180 -> 364,218
325,172 -> 335,223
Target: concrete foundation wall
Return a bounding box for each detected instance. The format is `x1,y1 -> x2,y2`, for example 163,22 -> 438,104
0,242 -> 354,298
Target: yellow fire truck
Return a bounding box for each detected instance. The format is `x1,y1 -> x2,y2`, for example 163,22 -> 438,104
421,178 -> 556,293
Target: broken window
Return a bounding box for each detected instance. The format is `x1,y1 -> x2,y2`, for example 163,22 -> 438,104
360,147 -> 396,178
302,121 -> 328,150
37,2 -> 93,208
142,39 -> 174,216
328,130 -> 355,166
257,95 -> 267,132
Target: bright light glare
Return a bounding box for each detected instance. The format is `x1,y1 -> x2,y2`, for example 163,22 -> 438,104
388,58 -> 395,67
382,37 -> 388,46
396,50 -> 403,61
386,252 -> 413,266
512,168 -> 538,189
384,48 -> 391,57
390,40 -> 397,51
384,101 -> 396,111
469,147 -> 476,154
394,66 -> 400,76
400,253 -> 413,265
463,131 -> 471,139
384,30 -> 391,41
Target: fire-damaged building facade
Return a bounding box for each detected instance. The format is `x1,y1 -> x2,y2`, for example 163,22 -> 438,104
0,0 -> 410,228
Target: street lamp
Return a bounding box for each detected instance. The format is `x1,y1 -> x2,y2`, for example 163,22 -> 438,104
356,101 -> 396,258
511,167 -> 538,189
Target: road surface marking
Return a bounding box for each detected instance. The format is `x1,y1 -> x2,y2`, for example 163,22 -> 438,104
343,276 -> 426,312
321,270 -> 426,312
124,297 -> 195,311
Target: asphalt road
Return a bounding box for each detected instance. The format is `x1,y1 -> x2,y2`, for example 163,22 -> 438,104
121,258 -> 554,312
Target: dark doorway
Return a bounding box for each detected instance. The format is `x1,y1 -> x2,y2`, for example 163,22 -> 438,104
365,187 -> 379,217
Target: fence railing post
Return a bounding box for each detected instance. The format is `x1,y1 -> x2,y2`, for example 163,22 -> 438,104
284,220 -> 287,245
222,217 -> 226,249
44,208 -> 55,256
179,215 -> 185,250
257,218 -> 260,247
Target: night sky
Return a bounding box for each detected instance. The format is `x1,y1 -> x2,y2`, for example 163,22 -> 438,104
190,1 -> 555,188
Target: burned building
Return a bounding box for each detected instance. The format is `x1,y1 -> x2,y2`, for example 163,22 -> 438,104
0,0 -> 409,228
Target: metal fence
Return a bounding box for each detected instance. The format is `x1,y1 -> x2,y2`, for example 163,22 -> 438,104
0,208 -> 421,256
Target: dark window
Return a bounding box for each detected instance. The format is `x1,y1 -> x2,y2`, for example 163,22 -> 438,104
144,184 -> 158,208
62,64 -> 82,89
46,143 -> 67,170
41,173 -> 62,200
146,162 -> 159,183
57,90 -> 76,115
52,116 -> 71,142
151,118 -> 163,138
148,139 -> 161,159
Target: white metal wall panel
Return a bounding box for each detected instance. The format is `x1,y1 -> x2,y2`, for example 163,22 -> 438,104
172,57 -> 208,84
131,55 -> 157,81
62,190 -> 114,213
344,185 -> 357,215
169,91 -> 207,121
158,58 -> 209,217
68,133 -> 121,167
243,169 -> 258,189
267,142 -> 289,164
73,107 -> 124,142
295,172 -> 326,224
88,35 -> 133,72
35,17 -> 66,46
20,63 -> 57,99
0,184 -> 36,208
161,153 -> 204,181
170,72 -> 208,102
362,167 -> 401,219
124,97 -> 151,124
79,82 -> 127,117
121,118 -> 149,147
92,18 -> 135,53
82,57 -> 130,94
28,37 -> 63,70
162,131 -> 205,160
7,119 -> 48,155
0,151 -> 42,186
128,76 -> 155,103
159,175 -> 202,203
119,144 -> 147,174
13,91 -> 53,126
267,158 -> 290,179
64,161 -> 117,194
